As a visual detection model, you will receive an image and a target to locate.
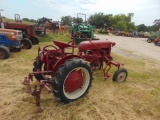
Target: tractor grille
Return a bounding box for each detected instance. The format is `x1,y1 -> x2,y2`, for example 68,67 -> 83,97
17,31 -> 23,40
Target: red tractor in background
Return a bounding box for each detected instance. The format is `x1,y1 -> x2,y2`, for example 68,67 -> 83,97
3,14 -> 39,45
23,32 -> 128,112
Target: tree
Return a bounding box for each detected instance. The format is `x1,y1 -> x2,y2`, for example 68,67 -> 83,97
137,24 -> 147,32
61,16 -> 72,26
109,13 -> 136,32
88,13 -> 111,28
30,19 -> 36,23
72,17 -> 83,23
22,18 -> 29,21
153,19 -> 160,26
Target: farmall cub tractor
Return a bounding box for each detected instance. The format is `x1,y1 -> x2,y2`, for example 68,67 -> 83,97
23,32 -> 128,112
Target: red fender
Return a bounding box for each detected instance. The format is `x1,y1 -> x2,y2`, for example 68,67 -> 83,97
52,55 -> 82,72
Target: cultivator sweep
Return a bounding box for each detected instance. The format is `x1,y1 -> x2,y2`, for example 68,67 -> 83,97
23,32 -> 128,112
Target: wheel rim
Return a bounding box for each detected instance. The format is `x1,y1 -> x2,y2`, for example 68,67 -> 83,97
41,63 -> 52,79
0,49 -> 5,59
91,62 -> 101,70
117,72 -> 127,82
22,41 -> 29,49
32,37 -> 38,45
63,67 -> 90,99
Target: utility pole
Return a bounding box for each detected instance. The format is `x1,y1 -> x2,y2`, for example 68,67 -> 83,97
0,9 -> 4,21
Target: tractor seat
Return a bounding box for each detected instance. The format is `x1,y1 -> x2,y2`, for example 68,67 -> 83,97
53,40 -> 72,49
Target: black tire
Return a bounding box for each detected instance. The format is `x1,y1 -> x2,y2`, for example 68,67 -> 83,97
0,46 -> 10,59
52,58 -> 93,104
90,61 -> 102,70
21,38 -> 32,49
147,38 -> 152,43
32,57 -> 52,81
112,68 -> 128,82
31,36 -> 39,45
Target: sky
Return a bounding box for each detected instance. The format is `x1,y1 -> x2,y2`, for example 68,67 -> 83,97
0,0 -> 160,26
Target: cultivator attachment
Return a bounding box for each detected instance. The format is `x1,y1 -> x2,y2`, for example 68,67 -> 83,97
22,71 -> 53,112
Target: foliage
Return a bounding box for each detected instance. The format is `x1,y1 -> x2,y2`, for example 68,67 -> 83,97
88,12 -> 111,29
61,15 -> 72,26
109,13 -> 137,32
22,18 -> 37,23
22,18 -> 29,21
137,24 -> 148,32
72,17 -> 83,23
153,19 -> 160,26
137,22 -> 159,32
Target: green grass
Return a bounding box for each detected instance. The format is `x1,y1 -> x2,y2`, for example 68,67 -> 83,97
38,32 -> 71,43
2,17 -> 35,24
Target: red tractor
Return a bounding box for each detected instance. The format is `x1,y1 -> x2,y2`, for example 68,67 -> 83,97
3,14 -> 39,45
23,32 -> 128,112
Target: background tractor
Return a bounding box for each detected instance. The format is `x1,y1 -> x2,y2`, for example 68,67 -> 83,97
0,29 -> 32,59
72,13 -> 98,44
2,14 -> 39,45
147,31 -> 158,43
154,28 -> 160,46
23,31 -> 128,112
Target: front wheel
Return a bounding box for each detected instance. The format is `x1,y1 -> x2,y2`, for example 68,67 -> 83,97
0,46 -> 10,59
147,38 -> 152,43
52,58 -> 93,104
90,61 -> 102,70
112,68 -> 128,82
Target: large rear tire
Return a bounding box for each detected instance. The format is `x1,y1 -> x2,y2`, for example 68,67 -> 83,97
52,58 -> 92,104
0,46 -> 10,59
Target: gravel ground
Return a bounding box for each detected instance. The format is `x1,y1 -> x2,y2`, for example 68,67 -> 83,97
95,34 -> 160,63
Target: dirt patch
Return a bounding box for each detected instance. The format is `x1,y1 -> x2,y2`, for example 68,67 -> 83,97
96,34 -> 160,63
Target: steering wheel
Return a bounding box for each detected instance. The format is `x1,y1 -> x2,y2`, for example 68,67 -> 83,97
43,45 -> 57,51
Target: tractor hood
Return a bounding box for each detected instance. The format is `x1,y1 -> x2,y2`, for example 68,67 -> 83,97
78,40 -> 116,51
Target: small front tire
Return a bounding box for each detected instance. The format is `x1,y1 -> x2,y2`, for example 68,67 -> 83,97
112,68 -> 128,82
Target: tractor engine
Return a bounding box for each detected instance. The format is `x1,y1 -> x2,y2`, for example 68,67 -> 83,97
78,40 -> 115,63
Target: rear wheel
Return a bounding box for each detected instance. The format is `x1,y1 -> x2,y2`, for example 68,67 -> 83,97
31,36 -> 39,45
112,68 -> 128,82
0,46 -> 10,59
53,58 -> 92,104
21,38 -> 32,49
